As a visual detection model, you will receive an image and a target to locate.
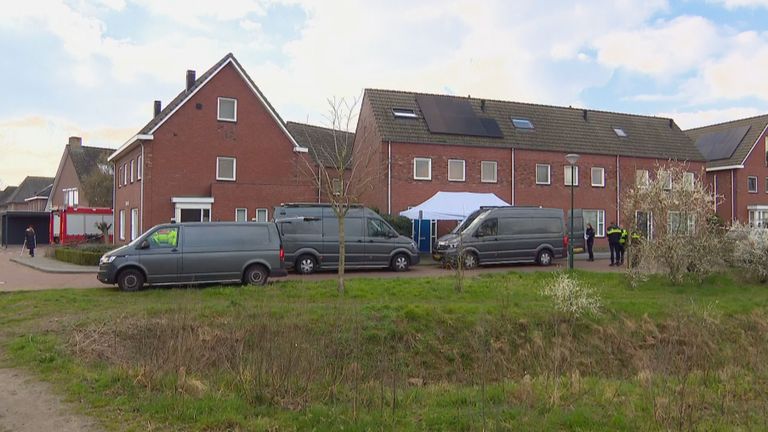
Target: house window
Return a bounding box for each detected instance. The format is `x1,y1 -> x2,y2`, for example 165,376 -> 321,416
613,127 -> 628,137
591,167 -> 605,187
683,172 -> 694,189
668,211 -> 694,235
392,108 -> 418,118
235,208 -> 247,222
255,208 -> 268,222
413,158 -> 432,180
216,157 -> 236,181
660,170 -> 672,190
119,210 -> 125,240
636,169 -> 649,187
749,209 -> 768,228
137,155 -> 142,180
448,159 -> 465,182
118,167 -> 122,187
636,211 -> 653,240
583,209 -> 605,237
481,161 -> 497,183
331,178 -> 342,195
536,164 -> 550,185
564,165 -> 579,186
217,97 -> 237,122
748,176 -> 758,193
765,177 -> 768,194
123,163 -> 128,185
130,159 -> 135,183
130,208 -> 139,240
63,188 -> 78,207
765,136 -> 768,167
512,118 -> 534,130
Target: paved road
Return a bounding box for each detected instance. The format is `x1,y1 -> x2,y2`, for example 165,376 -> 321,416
0,246 -> 621,292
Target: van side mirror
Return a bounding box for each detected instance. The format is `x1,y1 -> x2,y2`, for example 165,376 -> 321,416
139,240 -> 150,250
388,232 -> 398,238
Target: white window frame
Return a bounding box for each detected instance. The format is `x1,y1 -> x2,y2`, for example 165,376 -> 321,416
636,169 -> 649,187
683,172 -> 694,189
130,159 -> 135,183
137,155 -> 142,180
583,209 -> 605,237
660,170 -> 672,190
63,188 -> 79,207
748,175 -> 758,193
130,208 -> 139,240
255,208 -> 268,222
413,158 -> 432,180
123,163 -> 128,185
392,108 -> 418,118
216,157 -> 237,181
564,165 -> 579,186
481,161 -> 498,183
447,159 -> 466,182
119,209 -> 125,240
217,97 -> 237,122
536,164 -> 551,185
331,178 -> 342,196
235,208 -> 247,222
668,211 -> 695,235
591,167 -> 605,187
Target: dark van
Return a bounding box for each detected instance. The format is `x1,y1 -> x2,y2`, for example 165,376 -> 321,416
97,222 -> 287,291
433,207 -> 584,267
275,204 -> 420,274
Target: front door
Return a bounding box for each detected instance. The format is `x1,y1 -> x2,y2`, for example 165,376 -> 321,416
411,219 -> 432,252
138,226 -> 182,283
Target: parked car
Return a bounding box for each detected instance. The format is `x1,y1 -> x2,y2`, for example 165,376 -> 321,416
274,204 -> 420,274
433,206 -> 584,267
97,222 -> 287,291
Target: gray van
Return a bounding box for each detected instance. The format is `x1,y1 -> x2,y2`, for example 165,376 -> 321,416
274,204 -> 420,274
433,207 -> 584,267
97,222 -> 287,291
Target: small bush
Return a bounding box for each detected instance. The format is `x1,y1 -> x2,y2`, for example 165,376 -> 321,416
54,247 -> 107,266
541,272 -> 601,319
379,213 -> 413,237
730,224 -> 768,282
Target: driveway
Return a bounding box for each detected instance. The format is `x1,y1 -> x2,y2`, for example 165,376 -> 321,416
0,247 -> 102,292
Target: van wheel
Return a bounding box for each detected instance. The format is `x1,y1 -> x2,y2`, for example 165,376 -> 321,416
296,255 -> 317,275
537,249 -> 554,266
462,252 -> 478,270
244,264 -> 269,286
118,268 -> 144,292
391,253 -> 410,272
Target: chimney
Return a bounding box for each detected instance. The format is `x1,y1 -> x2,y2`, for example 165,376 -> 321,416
154,100 -> 162,117
68,136 -> 82,149
669,118 -> 674,128
480,99 -> 486,112
582,109 -> 588,121
186,70 -> 196,91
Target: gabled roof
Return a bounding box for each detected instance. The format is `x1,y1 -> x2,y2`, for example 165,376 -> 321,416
70,145 -> 113,183
109,53 -> 305,162
0,186 -> 18,205
286,121 -> 355,167
5,176 -> 54,204
364,89 -> 704,161
685,114 -> 768,170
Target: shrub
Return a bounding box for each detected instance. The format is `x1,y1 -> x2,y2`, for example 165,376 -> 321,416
540,272 -> 601,319
379,213 -> 413,237
730,223 -> 768,282
54,247 -> 111,266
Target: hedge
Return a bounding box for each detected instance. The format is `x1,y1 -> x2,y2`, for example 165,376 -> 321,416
54,247 -> 106,266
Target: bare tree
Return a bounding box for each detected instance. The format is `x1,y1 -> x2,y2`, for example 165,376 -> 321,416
82,157 -> 113,207
621,163 -> 725,285
296,96 -> 380,294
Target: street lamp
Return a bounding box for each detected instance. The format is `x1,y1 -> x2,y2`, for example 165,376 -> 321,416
565,153 -> 580,270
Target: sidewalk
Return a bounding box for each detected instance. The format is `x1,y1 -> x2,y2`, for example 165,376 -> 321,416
10,254 -> 97,274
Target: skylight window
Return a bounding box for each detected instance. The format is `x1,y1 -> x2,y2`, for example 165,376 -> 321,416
392,108 -> 418,118
512,118 -> 534,130
613,127 -> 628,137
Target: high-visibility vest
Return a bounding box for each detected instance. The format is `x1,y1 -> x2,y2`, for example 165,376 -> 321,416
619,229 -> 628,244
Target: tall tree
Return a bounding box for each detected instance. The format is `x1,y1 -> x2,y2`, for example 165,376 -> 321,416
82,158 -> 113,207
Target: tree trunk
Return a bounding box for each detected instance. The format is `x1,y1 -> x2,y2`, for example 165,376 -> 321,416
337,215 -> 345,295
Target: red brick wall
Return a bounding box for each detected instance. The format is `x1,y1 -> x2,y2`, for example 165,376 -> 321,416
734,128 -> 768,223
354,95 -> 386,212
708,169 -> 735,223
113,146 -> 142,243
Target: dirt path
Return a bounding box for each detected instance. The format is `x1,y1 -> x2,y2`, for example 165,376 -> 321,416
0,367 -> 102,432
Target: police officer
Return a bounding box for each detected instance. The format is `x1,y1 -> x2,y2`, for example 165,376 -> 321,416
606,222 -> 622,266
618,228 -> 628,265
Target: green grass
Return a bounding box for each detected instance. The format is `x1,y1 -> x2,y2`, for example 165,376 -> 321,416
1,270 -> 767,431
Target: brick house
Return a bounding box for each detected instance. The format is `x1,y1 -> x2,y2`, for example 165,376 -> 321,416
354,89 -> 706,250
685,114 -> 768,226
108,53 -> 318,244
0,176 -> 54,245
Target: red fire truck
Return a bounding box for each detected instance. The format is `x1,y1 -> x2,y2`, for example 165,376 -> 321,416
50,206 -> 113,245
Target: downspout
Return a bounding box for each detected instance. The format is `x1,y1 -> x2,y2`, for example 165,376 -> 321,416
713,174 -> 717,213
731,170 -> 735,223
511,148 -> 515,205
317,165 -> 321,203
140,143 -> 145,234
111,161 -> 116,245
616,155 -> 621,225
387,141 -> 392,214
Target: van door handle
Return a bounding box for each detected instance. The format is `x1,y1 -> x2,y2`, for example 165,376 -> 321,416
171,248 -> 179,252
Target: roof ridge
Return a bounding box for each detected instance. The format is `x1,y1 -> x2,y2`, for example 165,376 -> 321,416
70,145 -> 115,152
364,88 -> 675,122
286,121 -> 354,134
684,112 -> 768,132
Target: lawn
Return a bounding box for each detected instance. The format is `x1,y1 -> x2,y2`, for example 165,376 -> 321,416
1,270 -> 767,431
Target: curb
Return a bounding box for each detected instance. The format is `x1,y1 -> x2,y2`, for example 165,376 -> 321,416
9,257 -> 98,274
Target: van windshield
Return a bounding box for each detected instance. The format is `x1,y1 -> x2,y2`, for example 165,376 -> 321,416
452,209 -> 489,234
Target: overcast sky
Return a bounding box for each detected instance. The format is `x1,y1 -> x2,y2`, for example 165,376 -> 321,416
2,0 -> 768,187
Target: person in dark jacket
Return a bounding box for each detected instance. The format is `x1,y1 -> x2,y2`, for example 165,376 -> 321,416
618,228 -> 628,265
585,223 -> 595,261
606,222 -> 622,266
24,225 -> 36,257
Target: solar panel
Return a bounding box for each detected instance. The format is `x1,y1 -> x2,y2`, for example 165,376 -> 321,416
695,125 -> 751,161
415,94 -> 503,138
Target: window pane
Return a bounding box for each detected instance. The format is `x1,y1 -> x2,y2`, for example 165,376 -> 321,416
414,158 -> 430,179
256,209 -> 268,222
481,161 -> 497,182
536,164 -> 549,184
218,158 -> 235,180
748,176 -> 758,192
448,160 -> 464,181
591,167 -> 604,186
149,227 -> 178,248
564,166 -> 578,186
235,208 -> 246,222
219,98 -> 236,120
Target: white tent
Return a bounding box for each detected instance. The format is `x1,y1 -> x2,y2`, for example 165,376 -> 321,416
399,191 -> 511,221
